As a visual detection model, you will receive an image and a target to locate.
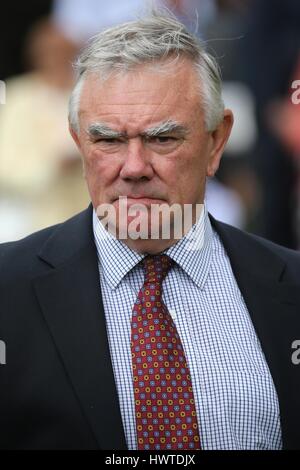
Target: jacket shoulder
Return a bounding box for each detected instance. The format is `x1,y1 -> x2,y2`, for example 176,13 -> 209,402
0,206 -> 93,284
0,224 -> 61,281
211,217 -> 300,278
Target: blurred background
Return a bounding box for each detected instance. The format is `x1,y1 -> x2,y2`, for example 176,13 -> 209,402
0,0 -> 299,248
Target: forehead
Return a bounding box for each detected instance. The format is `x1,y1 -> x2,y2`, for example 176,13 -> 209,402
79,59 -> 203,132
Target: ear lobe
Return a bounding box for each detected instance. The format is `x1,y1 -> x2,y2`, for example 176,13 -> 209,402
206,109 -> 234,177
206,161 -> 219,178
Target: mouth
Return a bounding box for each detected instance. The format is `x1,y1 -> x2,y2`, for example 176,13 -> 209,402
113,196 -> 167,206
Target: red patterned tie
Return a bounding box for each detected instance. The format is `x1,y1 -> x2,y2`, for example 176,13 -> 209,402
131,255 -> 201,450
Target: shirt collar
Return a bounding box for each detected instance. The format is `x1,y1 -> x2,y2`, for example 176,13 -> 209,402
93,202 -> 213,290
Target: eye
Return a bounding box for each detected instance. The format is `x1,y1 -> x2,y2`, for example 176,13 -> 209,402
90,136 -> 126,154
145,135 -> 182,154
94,138 -> 121,144
150,136 -> 177,144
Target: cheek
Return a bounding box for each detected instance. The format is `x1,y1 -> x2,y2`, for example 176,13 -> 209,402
171,147 -> 207,200
175,145 -> 204,177
84,148 -> 121,184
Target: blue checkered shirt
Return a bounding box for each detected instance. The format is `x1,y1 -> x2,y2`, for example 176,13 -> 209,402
93,205 -> 282,450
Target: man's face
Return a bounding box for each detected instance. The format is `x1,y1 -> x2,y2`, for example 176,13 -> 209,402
71,59 -> 233,253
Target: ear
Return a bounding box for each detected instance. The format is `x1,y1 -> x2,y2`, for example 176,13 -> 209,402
69,124 -> 81,151
206,109 -> 234,177
69,124 -> 86,178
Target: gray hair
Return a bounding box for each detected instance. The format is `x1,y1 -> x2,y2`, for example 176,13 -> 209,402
69,11 -> 224,133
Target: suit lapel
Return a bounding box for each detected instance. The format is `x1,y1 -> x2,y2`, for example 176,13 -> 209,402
33,206 -> 127,450
211,216 -> 300,449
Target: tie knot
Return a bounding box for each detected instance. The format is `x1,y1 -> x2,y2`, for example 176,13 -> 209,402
143,255 -> 173,285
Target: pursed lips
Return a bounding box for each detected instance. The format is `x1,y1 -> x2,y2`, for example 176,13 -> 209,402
113,194 -> 166,201
112,195 -> 168,208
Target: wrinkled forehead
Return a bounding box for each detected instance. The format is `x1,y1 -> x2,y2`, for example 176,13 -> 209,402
78,58 -> 203,126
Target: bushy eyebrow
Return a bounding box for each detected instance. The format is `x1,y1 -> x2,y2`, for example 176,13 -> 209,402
87,120 -> 189,139
87,123 -> 124,139
141,120 -> 189,138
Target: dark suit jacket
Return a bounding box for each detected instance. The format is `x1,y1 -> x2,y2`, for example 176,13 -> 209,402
0,205 -> 300,450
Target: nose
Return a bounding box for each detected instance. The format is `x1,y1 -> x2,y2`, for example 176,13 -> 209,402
119,138 -> 154,181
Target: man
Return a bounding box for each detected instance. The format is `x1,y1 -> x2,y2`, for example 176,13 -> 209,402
0,12 -> 300,450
